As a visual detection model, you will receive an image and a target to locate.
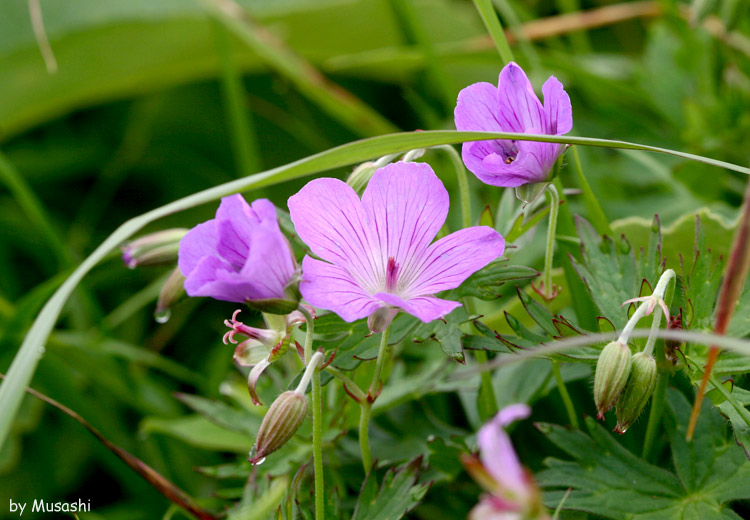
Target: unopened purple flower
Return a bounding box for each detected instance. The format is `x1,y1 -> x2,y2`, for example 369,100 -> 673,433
454,62 -> 572,189
287,162 -> 505,332
465,404 -> 547,520
178,195 -> 299,313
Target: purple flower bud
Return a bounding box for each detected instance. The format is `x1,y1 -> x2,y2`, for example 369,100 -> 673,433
454,62 -> 572,190
178,195 -> 299,313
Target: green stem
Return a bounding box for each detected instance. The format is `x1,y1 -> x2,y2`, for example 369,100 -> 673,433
642,350 -> 669,461
359,401 -> 373,474
570,146 -> 612,236
552,360 -> 579,429
543,184 -> 560,300
472,0 -> 515,64
438,145 -> 472,229
299,306 -> 324,519
312,362 -> 324,520
325,366 -> 366,402
359,326 -> 391,473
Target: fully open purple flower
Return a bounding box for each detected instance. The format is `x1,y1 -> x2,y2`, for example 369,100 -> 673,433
287,161 -> 505,331
178,195 -> 299,311
454,62 -> 572,189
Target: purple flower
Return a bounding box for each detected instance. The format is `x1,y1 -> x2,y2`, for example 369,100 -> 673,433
178,195 -> 299,312
454,62 -> 572,188
465,404 -> 547,520
287,161 -> 505,331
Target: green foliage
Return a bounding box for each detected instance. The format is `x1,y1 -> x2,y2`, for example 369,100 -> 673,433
538,391 -> 750,519
351,458 -> 431,520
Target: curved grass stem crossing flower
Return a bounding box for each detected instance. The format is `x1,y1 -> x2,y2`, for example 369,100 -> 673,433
288,161 -> 505,332
454,62 -> 572,190
178,195 -> 300,313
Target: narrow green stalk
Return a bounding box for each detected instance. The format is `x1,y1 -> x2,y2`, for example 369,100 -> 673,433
438,145 -> 472,229
542,184 -> 560,300
491,0 -> 541,70
552,360 -> 579,429
359,326 -> 391,473
571,146 -> 612,236
311,363 -> 324,520
299,306 -> 324,519
213,20 -> 261,177
472,0 -> 515,64
325,366 -> 366,402
359,401 -> 373,474
642,344 -> 669,461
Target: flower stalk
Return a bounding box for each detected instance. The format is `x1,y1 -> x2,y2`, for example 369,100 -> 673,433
299,306 -> 324,520
541,183 -> 560,300
359,325 -> 390,474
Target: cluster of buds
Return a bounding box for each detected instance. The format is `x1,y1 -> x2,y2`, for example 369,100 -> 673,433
594,269 -> 674,433
463,404 -> 549,520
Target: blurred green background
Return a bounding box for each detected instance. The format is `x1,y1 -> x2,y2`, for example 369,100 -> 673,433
1,0 -> 749,518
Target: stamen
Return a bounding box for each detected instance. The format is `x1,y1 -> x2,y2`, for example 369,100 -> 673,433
385,257 -> 399,293
504,156 -> 515,164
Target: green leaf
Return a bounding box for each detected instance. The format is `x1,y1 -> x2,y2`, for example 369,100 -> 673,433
570,216 -> 639,329
351,457 -> 431,520
447,261 -> 538,301
538,390 -> 750,519
140,415 -> 254,452
174,393 -> 260,436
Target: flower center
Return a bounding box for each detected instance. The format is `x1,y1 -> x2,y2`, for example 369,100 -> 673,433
385,257 -> 399,293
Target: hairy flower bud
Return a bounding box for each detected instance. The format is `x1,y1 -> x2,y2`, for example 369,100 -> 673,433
615,352 -> 657,434
594,341 -> 632,418
155,266 -> 186,323
121,229 -> 188,268
251,391 -> 307,464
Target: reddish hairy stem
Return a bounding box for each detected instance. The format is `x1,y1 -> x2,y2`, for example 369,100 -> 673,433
687,181 -> 750,440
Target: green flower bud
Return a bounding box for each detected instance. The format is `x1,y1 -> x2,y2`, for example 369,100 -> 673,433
251,390 -> 307,464
346,161 -> 377,195
594,341 -> 632,418
121,228 -> 188,268
615,352 -> 657,434
154,266 -> 186,323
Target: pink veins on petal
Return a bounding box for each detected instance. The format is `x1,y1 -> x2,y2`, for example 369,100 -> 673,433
287,161 -> 505,327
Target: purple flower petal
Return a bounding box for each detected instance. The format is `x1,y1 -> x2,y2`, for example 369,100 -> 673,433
375,292 -> 460,323
542,76 -> 572,135
477,404 -> 531,499
179,196 -> 296,304
300,256 -> 381,322
455,82 -> 504,133
288,178 -> 380,292
496,63 -> 545,133
361,161 -> 449,278
408,227 -> 505,296
454,62 -> 572,188
240,226 -> 297,300
178,220 -> 218,276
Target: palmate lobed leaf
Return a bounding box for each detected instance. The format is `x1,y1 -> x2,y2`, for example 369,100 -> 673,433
351,457 -> 431,520
538,390 -> 750,519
